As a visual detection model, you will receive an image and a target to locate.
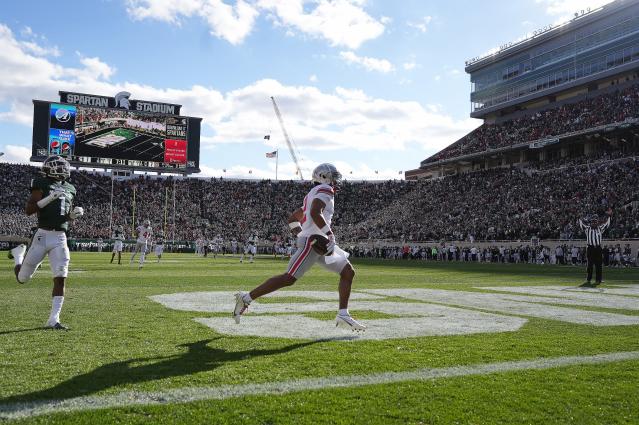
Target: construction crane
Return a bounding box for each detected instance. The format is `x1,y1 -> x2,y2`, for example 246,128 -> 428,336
270,96 -> 304,180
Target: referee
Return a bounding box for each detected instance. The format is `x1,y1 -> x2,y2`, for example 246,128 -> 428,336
578,209 -> 612,287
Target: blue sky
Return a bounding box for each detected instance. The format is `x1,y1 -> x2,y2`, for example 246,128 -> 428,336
0,0 -> 613,179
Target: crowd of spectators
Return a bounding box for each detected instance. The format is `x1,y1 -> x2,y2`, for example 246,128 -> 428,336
425,82 -> 639,163
348,243 -> 637,267
342,157 -> 639,242
1,151 -> 638,244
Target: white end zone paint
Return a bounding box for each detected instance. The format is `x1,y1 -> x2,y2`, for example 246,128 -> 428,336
149,291 -> 383,313
150,291 -> 527,340
195,301 -> 526,340
366,289 -> 639,326
150,286 -> 639,341
541,285 -> 639,297
480,286 -> 639,310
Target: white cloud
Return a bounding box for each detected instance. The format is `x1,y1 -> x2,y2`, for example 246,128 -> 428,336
259,0 -> 385,49
380,16 -> 392,25
407,15 -> 432,33
536,0 -> 615,25
402,61 -> 418,71
126,0 -> 385,49
15,26 -> 61,57
0,24 -> 478,179
536,0 -> 614,18
127,0 -> 259,45
19,40 -> 61,57
478,1 -> 614,60
309,74 -> 318,82
339,51 -> 394,73
20,26 -> 33,37
0,144 -> 33,164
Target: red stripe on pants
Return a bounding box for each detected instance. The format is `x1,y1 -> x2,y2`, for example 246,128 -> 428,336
288,238 -> 313,276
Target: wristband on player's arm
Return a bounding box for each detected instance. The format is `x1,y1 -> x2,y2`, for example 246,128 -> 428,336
36,191 -> 62,209
289,221 -> 301,230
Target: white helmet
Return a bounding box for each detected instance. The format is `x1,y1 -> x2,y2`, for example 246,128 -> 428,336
312,163 -> 342,186
144,219 -> 151,227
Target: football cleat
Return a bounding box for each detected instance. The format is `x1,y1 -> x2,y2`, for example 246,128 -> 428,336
10,244 -> 26,261
233,292 -> 250,323
335,314 -> 366,332
46,322 -> 69,330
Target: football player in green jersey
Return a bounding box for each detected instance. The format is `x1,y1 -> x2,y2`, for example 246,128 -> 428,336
9,155 -> 84,330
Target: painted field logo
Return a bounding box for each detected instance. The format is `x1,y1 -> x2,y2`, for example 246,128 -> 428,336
149,286 -> 639,341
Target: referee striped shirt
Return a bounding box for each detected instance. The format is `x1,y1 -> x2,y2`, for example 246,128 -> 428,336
579,216 -> 610,247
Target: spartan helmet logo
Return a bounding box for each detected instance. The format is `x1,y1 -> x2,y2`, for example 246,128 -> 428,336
114,91 -> 131,109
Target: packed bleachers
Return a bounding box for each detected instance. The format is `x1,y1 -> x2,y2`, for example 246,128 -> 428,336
341,158 -> 639,242
424,82 -> 639,164
1,151 -> 638,243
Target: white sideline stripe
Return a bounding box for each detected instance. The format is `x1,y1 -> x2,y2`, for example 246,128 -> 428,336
1,351 -> 638,420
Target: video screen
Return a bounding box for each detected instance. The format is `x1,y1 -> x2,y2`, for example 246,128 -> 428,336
48,104 -> 77,157
73,107 -> 188,165
32,99 -> 200,173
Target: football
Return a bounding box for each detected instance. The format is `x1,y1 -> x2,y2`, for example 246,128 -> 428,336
309,234 -> 330,255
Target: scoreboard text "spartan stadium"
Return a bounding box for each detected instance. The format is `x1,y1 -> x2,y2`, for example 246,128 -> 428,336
64,94 -> 176,114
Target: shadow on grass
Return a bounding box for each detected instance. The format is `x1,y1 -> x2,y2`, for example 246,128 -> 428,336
0,327 -> 46,336
0,338 -> 319,403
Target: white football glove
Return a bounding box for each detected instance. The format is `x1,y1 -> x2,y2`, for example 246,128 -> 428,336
69,206 -> 84,219
326,232 -> 336,256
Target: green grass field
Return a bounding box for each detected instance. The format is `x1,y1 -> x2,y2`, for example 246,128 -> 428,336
1,253 -> 638,424
112,128 -> 137,140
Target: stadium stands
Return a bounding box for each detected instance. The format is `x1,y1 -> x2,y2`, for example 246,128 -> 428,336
423,81 -> 639,164
1,149 -> 637,243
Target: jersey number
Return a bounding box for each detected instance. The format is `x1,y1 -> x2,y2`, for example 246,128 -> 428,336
59,197 -> 66,217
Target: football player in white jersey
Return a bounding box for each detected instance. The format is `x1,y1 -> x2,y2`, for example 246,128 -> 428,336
212,234 -> 223,259
233,163 -> 365,331
130,219 -> 152,269
195,237 -> 204,256
96,237 -> 104,253
110,225 -> 125,265
240,234 -> 258,263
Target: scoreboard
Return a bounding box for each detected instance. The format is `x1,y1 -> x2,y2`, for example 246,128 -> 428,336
32,91 -> 202,174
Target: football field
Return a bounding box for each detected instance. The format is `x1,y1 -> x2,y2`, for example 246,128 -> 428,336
1,253 -> 638,424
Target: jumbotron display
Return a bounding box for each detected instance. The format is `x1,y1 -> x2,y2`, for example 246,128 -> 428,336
32,91 -> 202,173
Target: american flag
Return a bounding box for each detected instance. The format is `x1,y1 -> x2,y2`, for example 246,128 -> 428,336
265,150 -> 277,158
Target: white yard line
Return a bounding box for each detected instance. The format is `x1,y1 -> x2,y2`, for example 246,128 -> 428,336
1,351 -> 638,420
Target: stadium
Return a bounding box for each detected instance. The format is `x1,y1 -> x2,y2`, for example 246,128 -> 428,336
1,1 -> 639,424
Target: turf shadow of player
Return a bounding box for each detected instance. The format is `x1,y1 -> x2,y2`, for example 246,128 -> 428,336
0,338 -> 320,405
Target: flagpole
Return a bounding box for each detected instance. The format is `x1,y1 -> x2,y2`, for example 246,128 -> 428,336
275,149 -> 279,181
